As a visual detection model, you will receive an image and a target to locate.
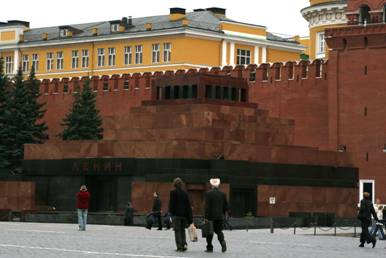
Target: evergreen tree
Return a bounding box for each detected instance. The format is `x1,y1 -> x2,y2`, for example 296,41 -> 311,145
1,67 -> 48,173
59,80 -> 103,140
0,58 -> 11,172
24,66 -> 48,143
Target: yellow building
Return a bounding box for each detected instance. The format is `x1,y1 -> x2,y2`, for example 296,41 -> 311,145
301,0 -> 347,59
0,8 -> 304,79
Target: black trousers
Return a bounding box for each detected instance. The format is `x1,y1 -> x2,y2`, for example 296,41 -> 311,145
173,216 -> 187,249
154,212 -> 162,229
360,219 -> 375,244
206,220 -> 225,250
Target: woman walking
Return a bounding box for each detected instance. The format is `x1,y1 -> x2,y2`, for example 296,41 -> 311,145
76,185 -> 90,231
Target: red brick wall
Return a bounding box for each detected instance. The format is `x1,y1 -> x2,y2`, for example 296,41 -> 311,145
326,26 -> 386,201
0,182 -> 35,211
257,185 -> 357,218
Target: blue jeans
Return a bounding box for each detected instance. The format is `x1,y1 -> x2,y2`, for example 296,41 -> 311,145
77,209 -> 88,231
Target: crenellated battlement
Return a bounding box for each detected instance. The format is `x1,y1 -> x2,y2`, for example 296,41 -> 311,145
38,59 -> 328,96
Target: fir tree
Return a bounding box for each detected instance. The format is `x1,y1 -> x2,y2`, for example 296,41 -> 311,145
1,67 -> 48,173
0,58 -> 11,171
59,80 -> 103,140
24,66 -> 48,143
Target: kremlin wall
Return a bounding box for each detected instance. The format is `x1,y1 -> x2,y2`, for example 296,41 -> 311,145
3,0 -> 386,219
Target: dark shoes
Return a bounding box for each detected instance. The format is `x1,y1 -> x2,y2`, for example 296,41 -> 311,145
205,248 -> 213,253
157,228 -> 162,230
359,243 -> 364,247
221,241 -> 227,253
372,240 -> 377,248
176,246 -> 187,252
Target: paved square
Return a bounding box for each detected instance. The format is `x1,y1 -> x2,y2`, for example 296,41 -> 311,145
0,222 -> 384,258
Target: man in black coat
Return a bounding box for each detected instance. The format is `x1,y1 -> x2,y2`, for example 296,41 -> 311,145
204,178 -> 228,253
358,192 -> 378,248
152,192 -> 162,230
168,177 -> 193,252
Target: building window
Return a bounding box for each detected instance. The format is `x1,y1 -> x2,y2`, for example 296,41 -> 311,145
103,81 -> 109,91
82,49 -> 89,68
111,24 -> 119,32
124,46 -> 132,65
46,52 -> 54,71
56,52 -> 64,70
163,42 -> 171,62
359,5 -> 371,24
152,44 -> 160,63
60,29 -> 68,37
108,48 -> 116,66
71,50 -> 79,69
97,48 -> 105,67
22,55 -> 29,73
316,32 -> 325,58
135,45 -> 143,64
237,49 -> 251,65
63,83 -> 68,94
5,56 -> 13,74
32,54 -> 39,71
123,79 -> 129,90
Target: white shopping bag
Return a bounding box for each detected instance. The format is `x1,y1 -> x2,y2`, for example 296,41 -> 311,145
188,223 -> 198,242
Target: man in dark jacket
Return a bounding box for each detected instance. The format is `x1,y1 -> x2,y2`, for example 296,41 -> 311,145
204,178 -> 228,253
152,192 -> 162,230
168,177 -> 193,252
358,192 -> 378,248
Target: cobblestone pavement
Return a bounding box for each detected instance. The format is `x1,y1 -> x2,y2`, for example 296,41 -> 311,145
0,222 -> 385,258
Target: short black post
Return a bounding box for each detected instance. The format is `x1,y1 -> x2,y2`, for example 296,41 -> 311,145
353,224 -> 356,237
270,218 -> 274,234
334,224 -> 337,236
294,224 -> 296,235
314,223 -> 317,236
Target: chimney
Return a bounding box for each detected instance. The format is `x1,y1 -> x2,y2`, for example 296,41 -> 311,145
206,7 -> 226,18
145,23 -> 152,31
91,28 -> 98,36
128,16 -> 132,26
169,8 -> 186,21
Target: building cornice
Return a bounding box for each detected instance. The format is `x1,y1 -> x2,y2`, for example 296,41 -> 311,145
0,27 -> 304,53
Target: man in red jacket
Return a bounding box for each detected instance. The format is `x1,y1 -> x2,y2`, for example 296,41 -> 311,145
76,185 -> 90,231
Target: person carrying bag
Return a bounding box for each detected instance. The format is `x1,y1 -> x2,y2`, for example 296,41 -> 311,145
168,177 -> 193,252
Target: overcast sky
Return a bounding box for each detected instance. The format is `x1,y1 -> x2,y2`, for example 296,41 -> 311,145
2,0 -> 310,36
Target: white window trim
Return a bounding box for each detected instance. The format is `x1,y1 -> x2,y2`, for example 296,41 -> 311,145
5,56 -> 13,74
111,24 -> 119,32
359,179 -> 375,203
316,32 -> 325,59
152,44 -> 160,63
82,49 -> 89,68
97,48 -> 105,67
32,54 -> 39,71
72,50 -> 79,69
22,55 -> 29,73
108,47 -> 116,66
124,46 -> 132,65
135,45 -> 143,64
236,48 -> 251,65
56,52 -> 64,70
46,53 -> 53,71
163,42 -> 171,63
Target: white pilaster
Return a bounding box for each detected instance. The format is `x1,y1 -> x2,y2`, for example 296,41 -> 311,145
221,40 -> 227,66
254,46 -> 260,65
13,49 -> 19,74
229,42 -> 235,66
262,46 -> 267,63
